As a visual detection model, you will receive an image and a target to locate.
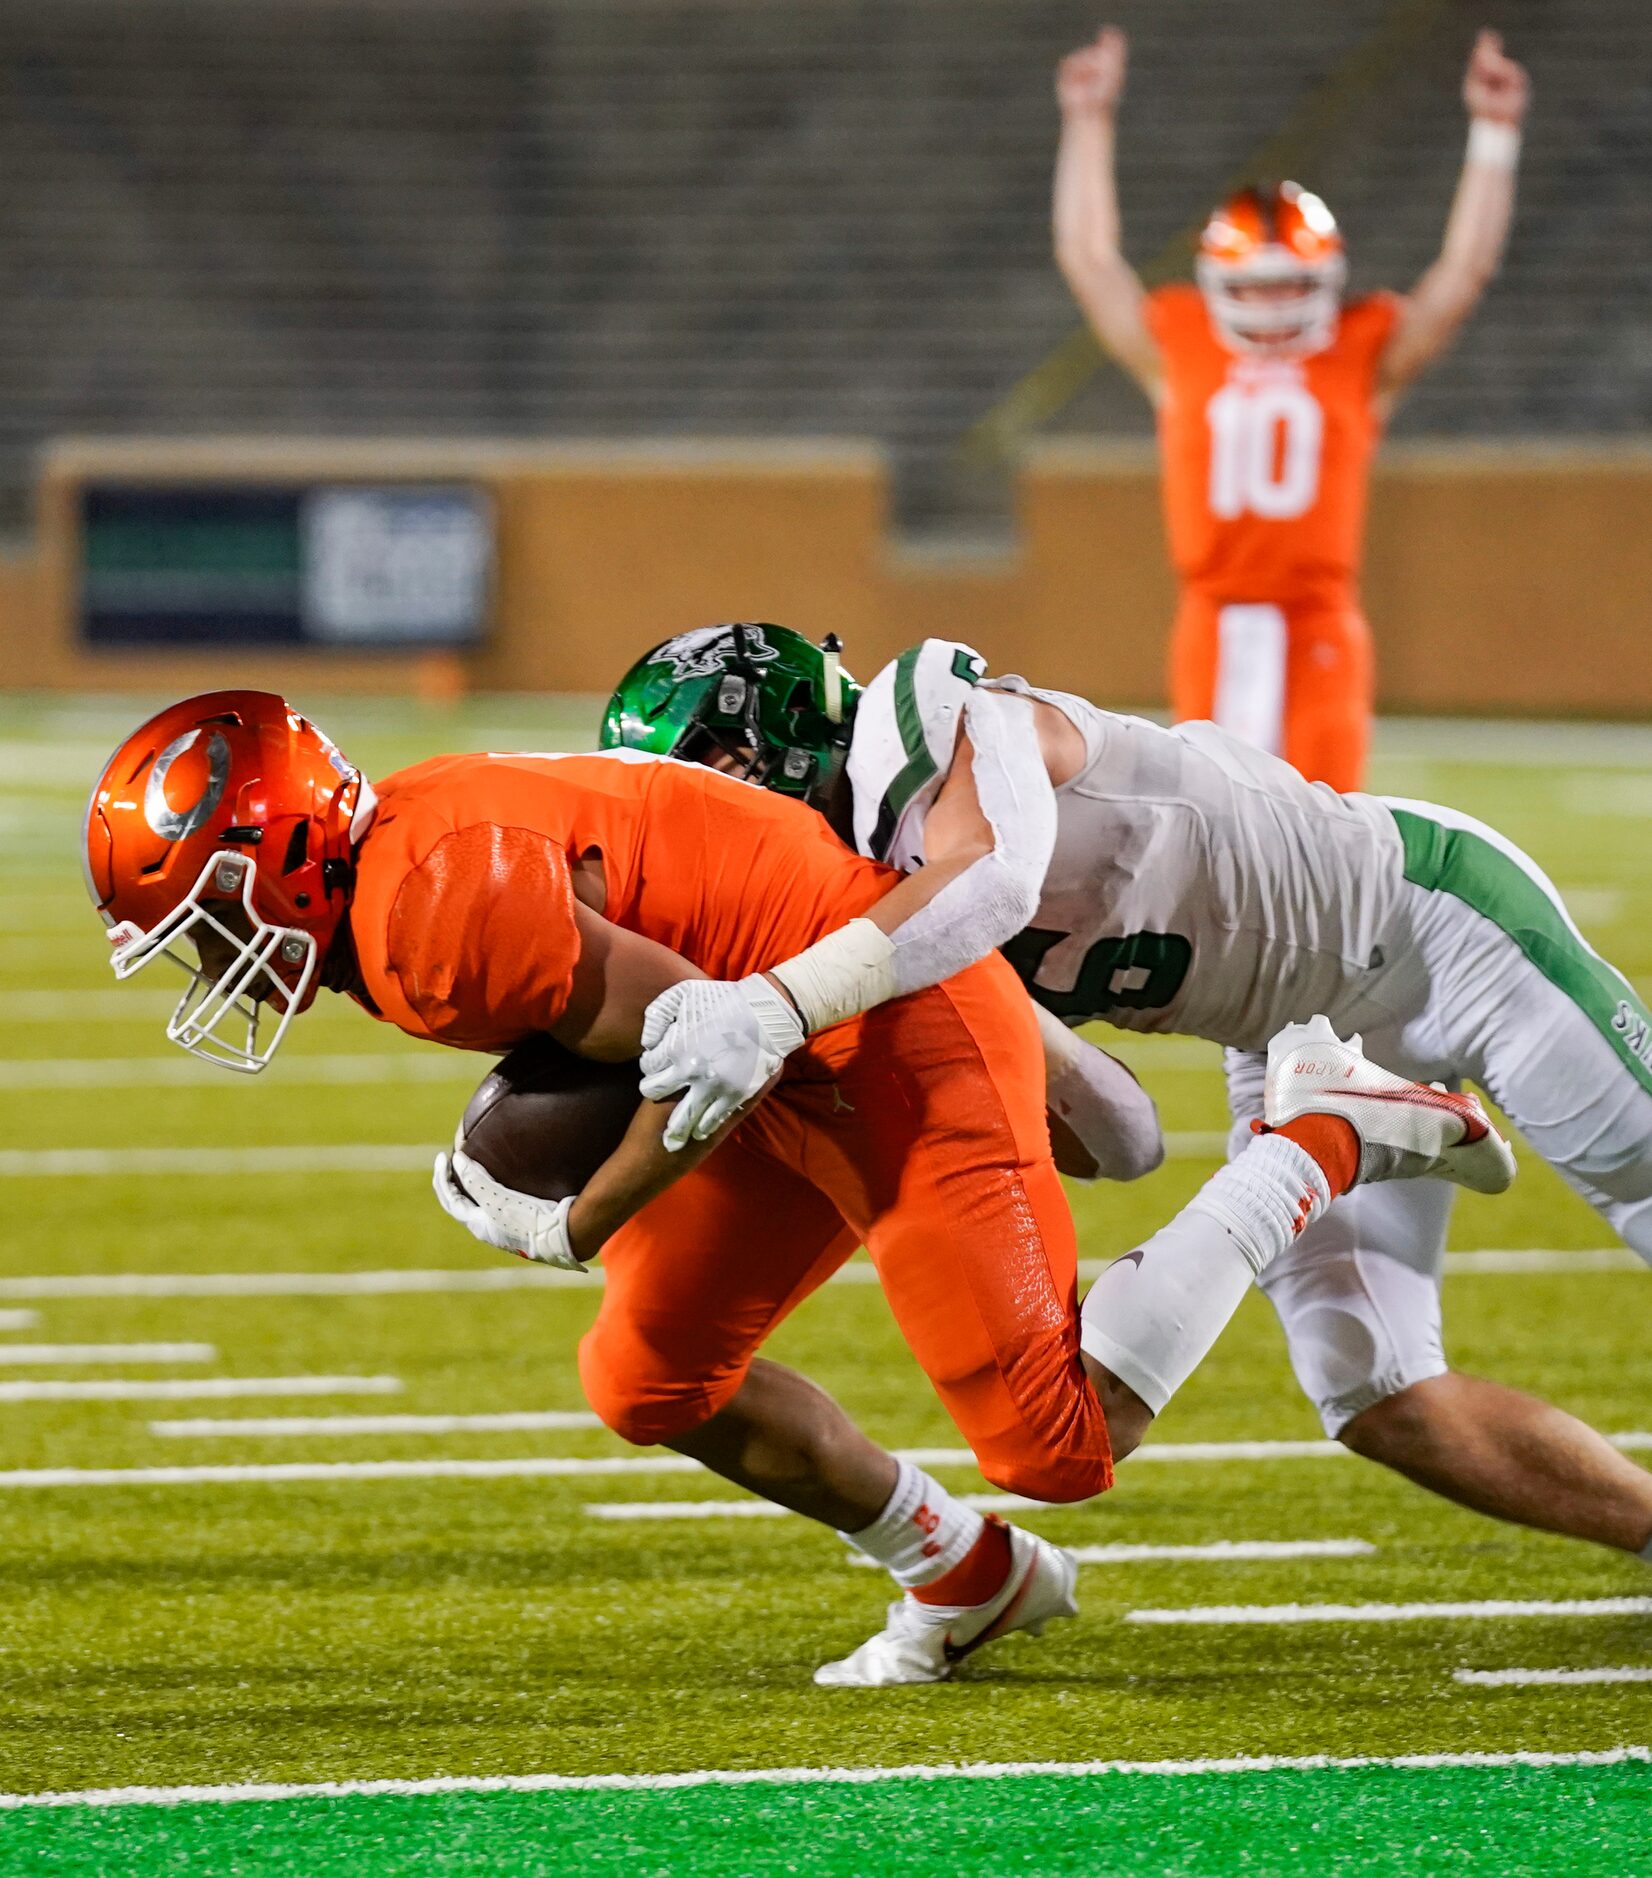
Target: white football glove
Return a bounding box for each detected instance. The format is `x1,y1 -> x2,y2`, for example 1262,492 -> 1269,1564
431,1142 -> 583,1271
638,976 -> 805,1151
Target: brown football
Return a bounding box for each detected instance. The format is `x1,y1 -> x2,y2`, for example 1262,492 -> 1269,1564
457,1035 -> 641,1202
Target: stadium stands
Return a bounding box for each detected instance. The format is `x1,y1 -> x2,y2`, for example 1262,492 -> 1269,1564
0,0 -> 1644,528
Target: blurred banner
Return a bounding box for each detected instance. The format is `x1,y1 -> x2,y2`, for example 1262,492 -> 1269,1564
79,483 -> 493,649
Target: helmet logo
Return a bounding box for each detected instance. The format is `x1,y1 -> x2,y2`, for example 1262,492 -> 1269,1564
143,729 -> 231,843
651,626 -> 779,683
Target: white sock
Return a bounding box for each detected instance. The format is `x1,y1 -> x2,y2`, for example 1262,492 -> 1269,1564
1080,1133 -> 1334,1415
1192,1134 -> 1334,1276
841,1459 -> 983,1589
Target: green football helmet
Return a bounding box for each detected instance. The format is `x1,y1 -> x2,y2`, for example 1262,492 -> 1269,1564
599,623 -> 861,809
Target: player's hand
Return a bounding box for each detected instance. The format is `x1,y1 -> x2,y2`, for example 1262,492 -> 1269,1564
638,976 -> 806,1151
1045,1034 -> 1165,1183
432,1145 -> 581,1270
1056,26 -> 1127,116
1462,29 -> 1528,126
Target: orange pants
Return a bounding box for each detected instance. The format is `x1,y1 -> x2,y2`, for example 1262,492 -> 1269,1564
1169,591 -> 1372,792
578,954 -> 1114,1504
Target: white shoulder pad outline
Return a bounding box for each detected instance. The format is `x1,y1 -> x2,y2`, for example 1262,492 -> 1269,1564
846,639 -> 989,864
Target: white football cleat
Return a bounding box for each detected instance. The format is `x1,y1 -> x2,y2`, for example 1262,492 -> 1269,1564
1264,1014 -> 1516,1195
813,1520 -> 1077,1688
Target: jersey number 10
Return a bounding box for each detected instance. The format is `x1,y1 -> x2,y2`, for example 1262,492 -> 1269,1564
1206,381 -> 1324,521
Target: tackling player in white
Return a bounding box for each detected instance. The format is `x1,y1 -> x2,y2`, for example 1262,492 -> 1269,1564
622,625 -> 1652,1576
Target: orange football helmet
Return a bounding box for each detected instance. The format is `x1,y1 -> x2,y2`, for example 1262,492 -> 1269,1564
1195,182 -> 1347,355
83,691 -> 373,1072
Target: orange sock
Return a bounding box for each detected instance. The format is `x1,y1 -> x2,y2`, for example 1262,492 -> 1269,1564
912,1516 -> 1014,1607
1270,1115 -> 1360,1200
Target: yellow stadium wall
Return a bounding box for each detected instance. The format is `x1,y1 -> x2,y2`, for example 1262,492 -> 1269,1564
6,435 -> 1651,715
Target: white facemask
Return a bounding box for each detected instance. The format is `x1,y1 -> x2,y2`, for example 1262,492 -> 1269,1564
1197,249 -> 1346,357
103,850 -> 316,1074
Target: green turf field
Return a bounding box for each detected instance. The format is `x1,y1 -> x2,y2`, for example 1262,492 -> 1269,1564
1,694 -> 1648,1875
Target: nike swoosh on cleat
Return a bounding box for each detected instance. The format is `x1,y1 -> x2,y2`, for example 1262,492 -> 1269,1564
1112,1248 -> 1146,1270
941,1563 -> 1040,1666
1309,1085 -> 1489,1143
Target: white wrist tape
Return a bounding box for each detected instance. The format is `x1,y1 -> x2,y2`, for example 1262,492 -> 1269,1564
769,918 -> 898,1034
1467,118 -> 1521,170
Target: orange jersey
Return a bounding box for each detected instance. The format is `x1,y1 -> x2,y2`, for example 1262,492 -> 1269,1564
1146,284 -> 1401,601
347,750 -> 892,1051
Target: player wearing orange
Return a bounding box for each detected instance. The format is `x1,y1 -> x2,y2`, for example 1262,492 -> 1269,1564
344,745 -> 1117,1509
1054,26 -> 1530,789
83,693 -> 1506,1683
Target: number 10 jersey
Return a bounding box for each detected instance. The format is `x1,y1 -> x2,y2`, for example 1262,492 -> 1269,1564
1146,283 -> 1400,604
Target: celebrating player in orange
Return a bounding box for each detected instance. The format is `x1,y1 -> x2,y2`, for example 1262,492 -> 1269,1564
1053,26 -> 1529,789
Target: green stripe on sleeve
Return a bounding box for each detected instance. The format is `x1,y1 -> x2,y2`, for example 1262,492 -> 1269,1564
1391,807 -> 1652,1096
869,646 -> 940,858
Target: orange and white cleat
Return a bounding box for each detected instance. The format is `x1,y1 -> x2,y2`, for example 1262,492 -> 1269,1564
1264,1015 -> 1516,1195
813,1521 -> 1077,1688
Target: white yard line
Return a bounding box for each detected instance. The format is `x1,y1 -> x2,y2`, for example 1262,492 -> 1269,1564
0,1054 -> 474,1090
0,1310 -> 38,1331
0,1147 -> 437,1178
1,1746 -> 1646,1811
150,1410 -> 601,1438
0,1269 -> 593,1299
1556,888 -> 1625,927
0,1446 -> 971,1490
1454,1666 -> 1652,1688
582,1505 -> 1373,1566
0,1249 -> 1637,1299
597,1506 -> 1383,1546
0,992 -> 175,1020
1069,1540 -> 1374,1564
1127,1597 -> 1652,1627
0,1342 -> 215,1366
0,1376 -> 401,1403
0,1135 -> 1236,1178
1130,1439 -> 1343,1462
587,1494 -> 1042,1521
1441,1249 -> 1643,1273
847,1537 -> 1374,1570
0,1039 -> 1223,1081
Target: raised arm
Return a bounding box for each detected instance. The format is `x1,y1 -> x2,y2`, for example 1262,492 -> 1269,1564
1052,26 -> 1163,403
1376,30 -> 1530,402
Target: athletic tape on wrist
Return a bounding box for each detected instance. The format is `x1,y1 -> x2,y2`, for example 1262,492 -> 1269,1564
1467,118 -> 1521,170
770,918 -> 898,1034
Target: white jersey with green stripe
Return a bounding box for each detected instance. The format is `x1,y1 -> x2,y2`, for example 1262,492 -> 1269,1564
847,639 -> 1409,1050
